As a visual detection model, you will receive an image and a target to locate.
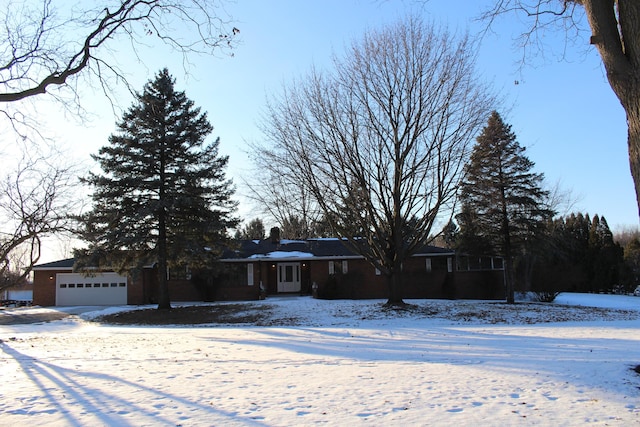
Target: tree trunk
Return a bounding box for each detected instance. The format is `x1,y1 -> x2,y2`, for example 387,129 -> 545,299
582,1 -> 640,215
156,210 -> 171,310
623,94 -> 640,216
156,133 -> 171,310
504,257 -> 515,304
385,272 -> 405,306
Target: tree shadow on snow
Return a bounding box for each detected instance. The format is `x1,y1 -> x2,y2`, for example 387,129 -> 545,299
206,325 -> 640,399
0,340 -> 270,426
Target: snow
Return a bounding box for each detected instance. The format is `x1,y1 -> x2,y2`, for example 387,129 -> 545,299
249,251 -> 314,259
279,239 -> 307,245
1,294 -> 639,426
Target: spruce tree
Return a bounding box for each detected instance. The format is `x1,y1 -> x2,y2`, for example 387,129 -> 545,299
238,218 -> 266,240
458,111 -> 554,303
76,68 -> 238,309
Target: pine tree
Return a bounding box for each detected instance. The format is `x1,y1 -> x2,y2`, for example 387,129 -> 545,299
458,111 -> 554,303
238,218 -> 266,240
76,68 -> 238,309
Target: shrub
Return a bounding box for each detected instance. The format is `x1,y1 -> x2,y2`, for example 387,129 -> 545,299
532,290 -> 560,303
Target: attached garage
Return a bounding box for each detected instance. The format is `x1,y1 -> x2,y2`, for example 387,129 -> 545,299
32,258 -> 205,306
55,272 -> 128,306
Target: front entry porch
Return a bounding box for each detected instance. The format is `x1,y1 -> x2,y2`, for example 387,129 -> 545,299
277,262 -> 301,292
263,261 -> 310,295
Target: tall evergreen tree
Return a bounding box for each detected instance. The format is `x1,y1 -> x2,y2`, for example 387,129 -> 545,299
237,218 -> 266,240
76,68 -> 238,309
458,111 -> 554,303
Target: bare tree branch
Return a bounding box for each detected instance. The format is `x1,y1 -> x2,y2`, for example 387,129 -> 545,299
482,1 -> 640,217
0,0 -> 238,120
0,151 -> 77,291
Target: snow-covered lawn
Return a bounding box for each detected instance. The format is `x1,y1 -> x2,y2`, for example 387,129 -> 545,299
1,293 -> 639,426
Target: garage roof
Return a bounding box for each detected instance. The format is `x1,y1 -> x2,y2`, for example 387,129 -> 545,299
31,258 -> 75,270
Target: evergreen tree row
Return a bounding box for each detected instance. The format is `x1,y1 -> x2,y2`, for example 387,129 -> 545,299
533,214 -> 624,295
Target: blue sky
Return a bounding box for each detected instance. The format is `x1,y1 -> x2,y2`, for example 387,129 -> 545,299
33,0 -> 637,258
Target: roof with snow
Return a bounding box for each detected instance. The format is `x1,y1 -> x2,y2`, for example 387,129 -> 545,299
222,238 -> 453,261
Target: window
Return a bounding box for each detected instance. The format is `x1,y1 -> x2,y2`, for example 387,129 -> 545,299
285,265 -> 293,282
68,284 -> 75,288
455,256 -> 504,271
375,267 -> 381,276
77,284 -> 84,288
102,283 -> 109,287
168,265 -> 191,280
447,258 -> 453,273
60,284 -> 67,288
329,260 -> 347,275
110,283 -> 118,287
247,264 -> 254,286
425,258 -> 432,273
118,283 -> 126,287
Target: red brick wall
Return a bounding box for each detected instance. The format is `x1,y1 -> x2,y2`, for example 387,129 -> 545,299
311,258 -> 388,299
309,256 -> 504,301
135,267 -> 215,304
127,272 -> 146,305
169,279 -> 205,302
164,263 -> 261,302
32,270 -> 64,306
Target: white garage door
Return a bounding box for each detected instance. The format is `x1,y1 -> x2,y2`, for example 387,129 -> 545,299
56,272 -> 128,306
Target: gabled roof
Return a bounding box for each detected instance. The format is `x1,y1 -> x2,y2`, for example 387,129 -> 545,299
221,238 -> 453,261
31,258 -> 75,270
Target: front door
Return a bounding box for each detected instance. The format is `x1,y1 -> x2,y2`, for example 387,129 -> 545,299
277,262 -> 301,293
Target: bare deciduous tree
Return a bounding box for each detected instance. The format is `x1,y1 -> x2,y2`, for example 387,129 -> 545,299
0,153 -> 74,291
252,16 -> 494,305
244,169 -> 322,239
482,1 -> 640,216
1,0 -> 238,134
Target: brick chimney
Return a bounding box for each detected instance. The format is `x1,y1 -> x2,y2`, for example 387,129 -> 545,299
269,227 -> 280,244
